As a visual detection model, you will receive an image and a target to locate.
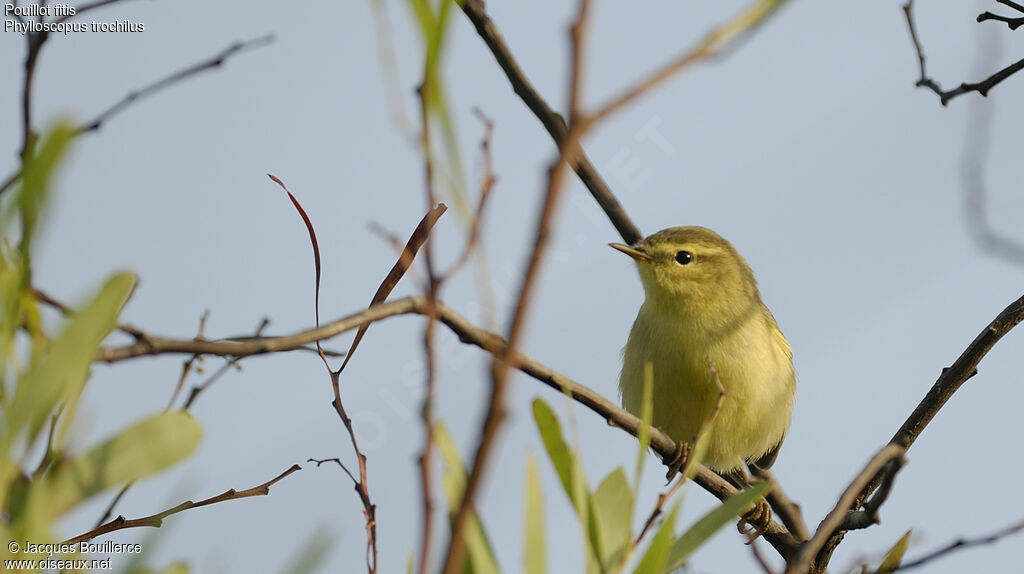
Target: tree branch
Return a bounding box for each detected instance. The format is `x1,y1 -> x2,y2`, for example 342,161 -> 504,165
92,292 -> 801,558
977,0 -> 1024,30
457,0 -> 643,245
814,291 -> 1024,571
441,2 -> 595,570
0,34 -> 273,198
893,517 -> 1024,571
789,444 -> 906,574
904,0 -> 1024,105
63,464 -> 301,545
75,35 -> 274,135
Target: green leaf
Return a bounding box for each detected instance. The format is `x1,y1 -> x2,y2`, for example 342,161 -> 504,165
876,530 -> 912,574
591,467 -> 634,567
434,422 -> 499,574
36,410 -> 202,518
532,398 -> 596,572
8,272 -> 136,445
667,482 -> 770,569
531,399 -> 575,504
523,455 -> 546,574
632,504 -> 679,574
633,364 -> 653,491
17,123 -> 74,261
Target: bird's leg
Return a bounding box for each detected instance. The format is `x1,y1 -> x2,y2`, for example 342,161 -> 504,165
723,468 -> 773,542
738,499 -> 773,543
663,440 -> 691,483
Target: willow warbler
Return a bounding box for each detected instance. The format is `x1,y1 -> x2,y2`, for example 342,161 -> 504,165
612,226 -> 795,474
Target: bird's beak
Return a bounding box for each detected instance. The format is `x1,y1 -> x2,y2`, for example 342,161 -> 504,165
609,243 -> 651,262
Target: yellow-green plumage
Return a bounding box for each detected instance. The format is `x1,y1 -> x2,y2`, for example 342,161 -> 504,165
614,226 -> 795,473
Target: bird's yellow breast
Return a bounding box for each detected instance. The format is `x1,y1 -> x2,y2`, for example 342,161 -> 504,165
619,301 -> 794,472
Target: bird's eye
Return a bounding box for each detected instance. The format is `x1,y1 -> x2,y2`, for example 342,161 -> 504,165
675,251 -> 693,265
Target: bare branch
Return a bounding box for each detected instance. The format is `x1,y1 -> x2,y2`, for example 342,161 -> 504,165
789,444 -> 907,574
457,0 -> 643,245
588,0 -> 787,123
877,293 -> 1024,477
812,291 -> 1024,570
63,464 -> 301,545
0,34 -> 274,198
977,0 -> 1024,30
96,297 -> 423,362
441,2 -> 594,571
77,35 -> 274,135
904,0 -> 1024,105
90,291 -> 801,558
893,517 -> 1024,571
839,457 -> 905,532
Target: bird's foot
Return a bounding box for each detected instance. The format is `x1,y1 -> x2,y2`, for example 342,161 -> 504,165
737,498 -> 772,543
663,440 -> 691,484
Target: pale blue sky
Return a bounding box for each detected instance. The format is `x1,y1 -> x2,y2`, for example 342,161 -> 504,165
2,1 -> 1023,573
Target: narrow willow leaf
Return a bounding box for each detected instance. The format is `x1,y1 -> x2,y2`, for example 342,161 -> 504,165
523,455 -> 546,574
37,411 -> 202,518
667,482 -> 770,569
434,423 -> 499,574
531,399 -> 575,503
876,530 -> 912,574
10,272 -> 136,444
633,363 -> 653,492
532,399 -> 596,571
17,123 -> 74,259
633,504 -> 680,574
591,467 -> 634,567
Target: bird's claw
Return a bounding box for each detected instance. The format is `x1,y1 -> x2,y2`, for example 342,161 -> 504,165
737,498 -> 772,543
664,440 -> 691,483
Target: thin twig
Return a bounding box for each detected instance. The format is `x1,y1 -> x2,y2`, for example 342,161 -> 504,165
870,294 -> 1024,487
75,35 -> 274,135
789,444 -> 906,574
415,54 -> 443,574
273,176 -> 444,574
457,0 -> 643,245
90,293 -> 800,558
31,287 -> 144,339
904,0 -> 1024,105
63,464 -> 301,545
839,458 -> 905,532
893,517 -> 1024,571
94,313 -> 265,528
94,291 -> 1024,570
0,33 -> 274,198
182,318 -> 269,409
440,2 -> 592,571
440,109 -> 497,283
587,0 -> 787,124
977,0 -> 1024,30
813,292 -> 1024,571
